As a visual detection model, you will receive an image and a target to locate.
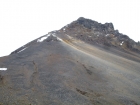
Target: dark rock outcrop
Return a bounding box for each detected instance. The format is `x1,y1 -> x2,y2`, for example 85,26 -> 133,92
77,17 -> 114,32
61,17 -> 140,53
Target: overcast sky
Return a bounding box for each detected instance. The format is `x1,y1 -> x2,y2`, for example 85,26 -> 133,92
0,0 -> 140,57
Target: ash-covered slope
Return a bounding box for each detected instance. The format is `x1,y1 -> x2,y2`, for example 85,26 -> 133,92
0,18 -> 140,105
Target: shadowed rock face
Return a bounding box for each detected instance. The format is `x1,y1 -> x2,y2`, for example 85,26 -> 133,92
0,18 -> 140,105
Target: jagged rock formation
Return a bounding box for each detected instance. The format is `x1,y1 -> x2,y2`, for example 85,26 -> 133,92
60,17 -> 140,53
0,17 -> 140,105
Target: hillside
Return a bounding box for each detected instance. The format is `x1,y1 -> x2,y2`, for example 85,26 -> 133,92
0,17 -> 140,105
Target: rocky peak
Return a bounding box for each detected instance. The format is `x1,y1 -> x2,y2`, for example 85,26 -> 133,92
76,17 -> 114,32
60,17 -> 140,53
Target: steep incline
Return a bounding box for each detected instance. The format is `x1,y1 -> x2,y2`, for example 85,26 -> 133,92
0,18 -> 140,105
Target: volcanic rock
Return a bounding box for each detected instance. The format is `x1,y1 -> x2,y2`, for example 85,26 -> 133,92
0,17 -> 140,105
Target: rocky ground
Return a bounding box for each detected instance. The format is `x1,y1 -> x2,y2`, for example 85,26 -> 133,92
0,18 -> 140,105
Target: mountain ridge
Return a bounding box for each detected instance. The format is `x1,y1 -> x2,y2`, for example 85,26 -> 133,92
60,17 -> 140,53
0,17 -> 140,105
10,17 -> 140,56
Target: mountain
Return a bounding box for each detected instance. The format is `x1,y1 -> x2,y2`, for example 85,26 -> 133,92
0,17 -> 140,105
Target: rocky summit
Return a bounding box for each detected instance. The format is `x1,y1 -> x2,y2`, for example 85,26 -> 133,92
0,17 -> 140,105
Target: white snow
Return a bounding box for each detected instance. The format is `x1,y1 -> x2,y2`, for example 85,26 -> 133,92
37,34 -> 51,42
37,33 -> 63,42
57,37 -> 63,41
63,28 -> 65,32
0,68 -> 7,71
52,33 -> 56,37
106,34 -> 109,37
52,34 -> 63,41
18,47 -> 27,53
120,41 -> 124,46
88,36 -> 92,37
51,33 -> 62,41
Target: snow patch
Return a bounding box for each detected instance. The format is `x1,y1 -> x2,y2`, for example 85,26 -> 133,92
106,34 -> 110,37
0,68 -> 7,71
37,34 -> 51,42
37,33 -> 63,42
63,28 -> 66,32
51,33 -> 63,41
18,47 -> 27,53
52,33 -> 56,37
57,37 -> 63,41
53,34 -> 63,41
120,41 -> 124,46
88,36 -> 92,37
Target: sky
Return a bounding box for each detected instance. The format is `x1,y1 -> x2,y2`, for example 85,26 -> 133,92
0,0 -> 140,57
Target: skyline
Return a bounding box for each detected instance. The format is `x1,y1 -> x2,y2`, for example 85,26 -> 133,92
0,0 -> 140,57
